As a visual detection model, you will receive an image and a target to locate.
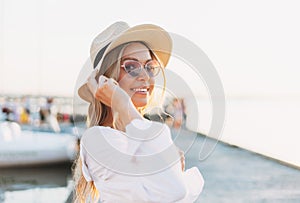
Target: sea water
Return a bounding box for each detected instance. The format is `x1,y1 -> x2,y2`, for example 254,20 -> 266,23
185,98 -> 300,168
1,98 -> 300,202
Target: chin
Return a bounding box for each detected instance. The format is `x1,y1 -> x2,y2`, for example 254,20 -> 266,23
133,102 -> 148,108
132,97 -> 148,108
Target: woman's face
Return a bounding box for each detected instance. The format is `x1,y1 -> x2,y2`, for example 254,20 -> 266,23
118,43 -> 155,108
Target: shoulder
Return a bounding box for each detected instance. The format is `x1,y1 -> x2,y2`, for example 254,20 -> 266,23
82,126 -> 116,137
126,119 -> 170,135
81,126 -> 122,145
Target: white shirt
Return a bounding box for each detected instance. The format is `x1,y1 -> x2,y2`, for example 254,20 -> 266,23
80,119 -> 204,203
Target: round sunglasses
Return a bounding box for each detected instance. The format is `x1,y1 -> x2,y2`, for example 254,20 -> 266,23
121,59 -> 161,78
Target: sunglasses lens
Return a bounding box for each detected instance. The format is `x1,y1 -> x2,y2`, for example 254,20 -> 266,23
145,61 -> 161,77
124,61 -> 141,77
123,60 -> 161,77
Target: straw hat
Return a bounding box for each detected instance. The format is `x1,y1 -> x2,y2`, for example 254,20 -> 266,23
78,21 -> 172,103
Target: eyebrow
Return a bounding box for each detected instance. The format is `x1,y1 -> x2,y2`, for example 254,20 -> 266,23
122,57 -> 153,64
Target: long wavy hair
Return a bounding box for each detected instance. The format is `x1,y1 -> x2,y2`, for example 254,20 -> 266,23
72,41 -> 167,203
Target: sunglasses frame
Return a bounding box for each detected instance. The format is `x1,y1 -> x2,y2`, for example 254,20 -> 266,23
121,59 -> 162,78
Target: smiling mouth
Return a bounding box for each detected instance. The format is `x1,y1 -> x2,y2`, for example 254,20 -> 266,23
130,87 -> 150,94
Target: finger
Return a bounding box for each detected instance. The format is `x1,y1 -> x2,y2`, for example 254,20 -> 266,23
108,78 -> 117,86
108,78 -> 118,95
99,75 -> 110,88
110,78 -> 119,86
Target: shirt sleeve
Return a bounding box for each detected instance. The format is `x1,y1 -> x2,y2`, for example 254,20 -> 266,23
178,167 -> 204,203
80,119 -> 204,202
80,143 -> 92,182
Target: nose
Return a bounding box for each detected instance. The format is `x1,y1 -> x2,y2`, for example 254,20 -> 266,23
137,68 -> 150,81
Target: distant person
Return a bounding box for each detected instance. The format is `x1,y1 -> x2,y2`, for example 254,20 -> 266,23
164,98 -> 186,129
40,97 -> 61,133
19,107 -> 30,124
72,22 -> 204,203
172,98 -> 184,129
20,96 -> 31,124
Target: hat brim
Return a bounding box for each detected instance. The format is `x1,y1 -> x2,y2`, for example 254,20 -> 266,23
78,83 -> 94,103
78,24 -> 172,103
104,24 -> 172,68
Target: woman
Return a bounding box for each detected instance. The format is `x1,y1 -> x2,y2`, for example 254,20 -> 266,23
73,22 -> 204,203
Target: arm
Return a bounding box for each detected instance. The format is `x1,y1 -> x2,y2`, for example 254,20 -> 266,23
83,73 -> 202,202
81,121 -> 188,202
87,73 -> 143,129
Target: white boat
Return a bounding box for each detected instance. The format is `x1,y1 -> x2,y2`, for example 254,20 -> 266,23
0,122 -> 78,168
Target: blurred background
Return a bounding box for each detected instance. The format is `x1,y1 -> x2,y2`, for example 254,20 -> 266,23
1,0 -> 300,202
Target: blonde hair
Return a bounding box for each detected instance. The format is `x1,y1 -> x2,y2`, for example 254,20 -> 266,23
72,41 -> 167,203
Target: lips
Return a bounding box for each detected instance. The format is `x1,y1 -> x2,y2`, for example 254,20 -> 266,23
130,86 -> 150,95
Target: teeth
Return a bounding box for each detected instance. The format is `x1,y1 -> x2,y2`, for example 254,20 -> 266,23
133,88 -> 148,92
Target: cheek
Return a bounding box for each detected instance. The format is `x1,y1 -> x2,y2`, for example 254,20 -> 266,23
118,73 -> 134,93
118,79 -> 129,91
117,70 -> 128,89
117,69 -> 125,82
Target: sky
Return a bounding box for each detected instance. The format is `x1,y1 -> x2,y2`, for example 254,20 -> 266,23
1,0 -> 300,98
1,0 -> 300,166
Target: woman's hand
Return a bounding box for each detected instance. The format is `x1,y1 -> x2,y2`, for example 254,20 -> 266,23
87,70 -> 126,107
86,71 -> 143,127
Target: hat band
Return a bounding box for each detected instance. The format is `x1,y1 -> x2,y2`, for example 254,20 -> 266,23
93,43 -> 111,69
